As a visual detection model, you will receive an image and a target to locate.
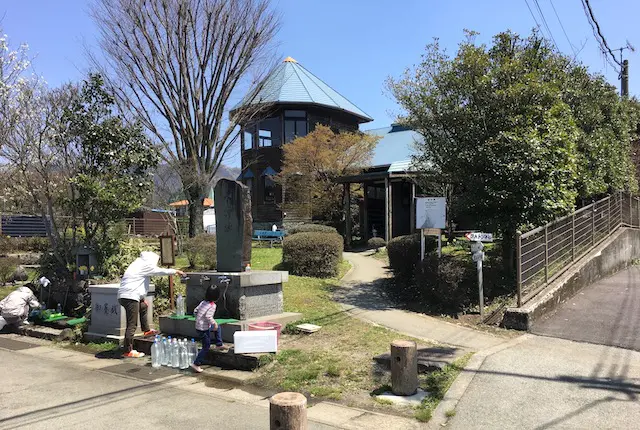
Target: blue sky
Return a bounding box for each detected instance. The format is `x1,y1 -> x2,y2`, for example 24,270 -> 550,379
2,0 -> 637,166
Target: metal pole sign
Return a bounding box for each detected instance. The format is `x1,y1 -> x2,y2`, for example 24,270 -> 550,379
470,241 -> 484,318
465,232 -> 493,242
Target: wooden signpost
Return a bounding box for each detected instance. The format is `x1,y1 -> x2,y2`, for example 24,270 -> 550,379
416,197 -> 446,260
159,235 -> 176,310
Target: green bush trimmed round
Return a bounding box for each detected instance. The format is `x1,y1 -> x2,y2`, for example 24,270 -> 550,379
387,233 -> 436,283
286,223 -> 338,235
183,234 -> 217,270
282,232 -> 343,278
367,237 -> 386,250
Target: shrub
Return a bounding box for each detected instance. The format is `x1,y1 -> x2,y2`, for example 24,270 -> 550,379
282,232 -> 343,278
103,238 -> 153,280
0,236 -> 51,255
414,253 -> 475,312
387,233 -> 436,283
183,234 -> 217,270
367,237 -> 386,251
287,223 -> 338,235
0,257 -> 19,284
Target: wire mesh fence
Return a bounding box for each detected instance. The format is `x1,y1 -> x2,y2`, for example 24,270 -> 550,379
516,192 -> 636,307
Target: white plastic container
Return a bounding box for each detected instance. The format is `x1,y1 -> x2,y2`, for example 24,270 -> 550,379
233,330 -> 278,354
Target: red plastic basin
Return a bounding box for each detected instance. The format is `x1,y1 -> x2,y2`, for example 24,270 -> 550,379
247,321 -> 282,341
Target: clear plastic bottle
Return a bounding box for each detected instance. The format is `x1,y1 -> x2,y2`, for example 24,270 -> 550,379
179,340 -> 189,369
171,338 -> 180,368
189,338 -> 198,364
176,294 -> 184,317
162,336 -> 171,366
151,338 -> 161,368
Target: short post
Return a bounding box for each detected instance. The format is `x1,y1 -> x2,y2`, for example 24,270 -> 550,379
516,231 -> 522,308
391,340 -> 418,396
420,231 -> 425,261
270,392 -> 307,430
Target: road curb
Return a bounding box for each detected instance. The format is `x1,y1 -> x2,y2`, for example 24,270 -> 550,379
427,334 -> 532,428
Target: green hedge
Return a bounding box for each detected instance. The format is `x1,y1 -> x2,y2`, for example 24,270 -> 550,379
0,236 -> 51,255
183,234 -> 217,270
282,232 -> 343,278
367,237 -> 386,250
414,253 -> 475,312
387,233 -> 436,283
286,223 -> 338,235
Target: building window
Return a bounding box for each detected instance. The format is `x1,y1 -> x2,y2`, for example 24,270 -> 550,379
243,126 -> 254,151
258,117 -> 281,147
284,110 -> 307,143
259,129 -> 272,147
263,176 -> 275,203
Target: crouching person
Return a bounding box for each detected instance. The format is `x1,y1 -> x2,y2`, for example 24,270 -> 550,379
118,251 -> 184,358
0,283 -> 40,331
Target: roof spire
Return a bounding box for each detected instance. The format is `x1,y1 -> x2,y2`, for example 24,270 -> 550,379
283,56 -> 297,63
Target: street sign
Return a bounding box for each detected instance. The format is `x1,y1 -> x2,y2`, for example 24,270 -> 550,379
472,251 -> 484,262
465,232 -> 493,242
416,197 -> 446,229
470,241 -> 484,253
423,228 -> 441,236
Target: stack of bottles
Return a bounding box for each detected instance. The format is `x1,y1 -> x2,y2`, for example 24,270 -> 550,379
151,335 -> 199,370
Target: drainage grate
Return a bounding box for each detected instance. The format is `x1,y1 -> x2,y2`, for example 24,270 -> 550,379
0,336 -> 40,351
100,362 -> 179,381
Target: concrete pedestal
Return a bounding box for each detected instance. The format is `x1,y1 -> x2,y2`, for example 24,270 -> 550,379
185,271 -> 288,320
85,283 -> 155,341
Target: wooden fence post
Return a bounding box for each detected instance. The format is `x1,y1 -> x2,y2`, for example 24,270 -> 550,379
270,392 -> 307,430
516,231 -> 522,307
391,340 -> 418,396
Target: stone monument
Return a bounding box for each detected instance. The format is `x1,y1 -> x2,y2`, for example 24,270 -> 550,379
215,179 -> 252,272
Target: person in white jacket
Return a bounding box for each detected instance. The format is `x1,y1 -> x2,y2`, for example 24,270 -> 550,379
0,283 -> 40,331
118,251 -> 184,358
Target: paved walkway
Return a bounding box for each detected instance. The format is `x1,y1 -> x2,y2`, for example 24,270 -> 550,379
339,251 -> 508,351
0,334 -> 423,430
532,266 -> 640,351
340,251 -> 640,429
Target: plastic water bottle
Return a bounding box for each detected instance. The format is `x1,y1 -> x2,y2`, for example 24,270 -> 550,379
171,338 -> 180,368
161,338 -> 169,366
179,340 -> 189,369
151,339 -> 161,368
189,339 -> 198,364
176,294 -> 184,317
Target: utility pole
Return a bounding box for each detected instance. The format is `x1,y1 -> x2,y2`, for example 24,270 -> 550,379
621,59 -> 629,98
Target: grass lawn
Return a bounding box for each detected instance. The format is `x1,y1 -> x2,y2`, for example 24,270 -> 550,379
247,247 -> 445,420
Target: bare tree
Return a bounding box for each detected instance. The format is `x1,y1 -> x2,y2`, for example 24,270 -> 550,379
90,0 -> 280,236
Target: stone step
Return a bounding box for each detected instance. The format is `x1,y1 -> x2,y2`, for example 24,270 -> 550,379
12,324 -> 75,342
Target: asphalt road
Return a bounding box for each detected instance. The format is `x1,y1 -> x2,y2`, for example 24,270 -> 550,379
532,267 -> 640,350
0,347 -> 336,430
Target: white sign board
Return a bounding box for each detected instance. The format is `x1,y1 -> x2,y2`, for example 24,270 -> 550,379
416,197 -> 446,229
465,232 -> 493,242
472,251 -> 484,262
470,242 -> 484,253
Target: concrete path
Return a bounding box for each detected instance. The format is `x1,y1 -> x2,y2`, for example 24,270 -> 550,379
532,266 -> 640,351
339,251 -> 508,351
0,334 -> 422,430
446,334 -> 640,429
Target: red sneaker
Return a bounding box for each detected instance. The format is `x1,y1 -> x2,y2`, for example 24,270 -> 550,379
143,330 -> 159,337
122,350 -> 145,358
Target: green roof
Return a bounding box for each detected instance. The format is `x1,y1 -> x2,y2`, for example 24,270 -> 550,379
233,57 -> 372,123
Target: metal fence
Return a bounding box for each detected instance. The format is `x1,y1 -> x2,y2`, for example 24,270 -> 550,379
0,214 -> 190,239
516,192 -> 640,307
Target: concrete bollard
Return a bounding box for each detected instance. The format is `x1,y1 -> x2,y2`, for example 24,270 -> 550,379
391,339 -> 418,396
269,392 -> 308,430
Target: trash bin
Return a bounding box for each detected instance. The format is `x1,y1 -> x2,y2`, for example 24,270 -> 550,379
248,321 -> 282,341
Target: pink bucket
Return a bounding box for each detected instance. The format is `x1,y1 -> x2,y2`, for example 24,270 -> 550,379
248,321 -> 282,341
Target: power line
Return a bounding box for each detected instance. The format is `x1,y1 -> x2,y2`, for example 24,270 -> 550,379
548,0 -> 578,57
523,0 -> 543,34
532,0 -> 560,52
580,0 -> 621,70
